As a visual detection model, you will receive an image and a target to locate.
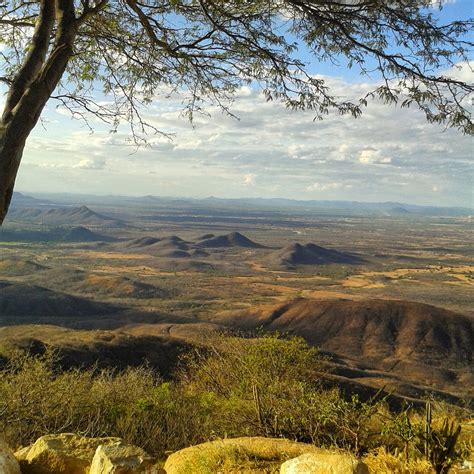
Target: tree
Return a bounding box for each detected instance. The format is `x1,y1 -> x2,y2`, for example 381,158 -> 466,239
0,0 -> 472,223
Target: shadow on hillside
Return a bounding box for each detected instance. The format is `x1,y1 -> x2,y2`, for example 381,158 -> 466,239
0,280 -> 190,330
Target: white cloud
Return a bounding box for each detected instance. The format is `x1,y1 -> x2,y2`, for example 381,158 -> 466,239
16,73 -> 472,206
445,61 -> 474,83
430,0 -> 457,5
306,182 -> 352,192
73,157 -> 107,170
358,148 -> 392,165
244,173 -> 257,186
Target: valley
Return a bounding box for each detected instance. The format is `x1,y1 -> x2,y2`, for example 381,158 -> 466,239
1,193 -> 472,408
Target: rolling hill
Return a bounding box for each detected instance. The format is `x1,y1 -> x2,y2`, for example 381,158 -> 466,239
9,192 -> 51,208
213,298 -> 473,397
116,232 -> 263,255
118,235 -> 190,253
27,267 -> 168,299
7,206 -> 121,226
196,232 -> 265,248
0,226 -> 115,243
0,258 -> 49,276
0,281 -> 122,325
269,243 -> 363,268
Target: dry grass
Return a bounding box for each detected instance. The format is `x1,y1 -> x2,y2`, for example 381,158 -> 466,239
364,448 -> 434,473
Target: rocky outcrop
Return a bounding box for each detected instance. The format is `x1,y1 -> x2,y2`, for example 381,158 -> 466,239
280,452 -> 369,474
164,436 -> 321,473
89,441 -> 161,473
14,434 -> 158,474
8,433 -> 368,473
0,438 -> 21,474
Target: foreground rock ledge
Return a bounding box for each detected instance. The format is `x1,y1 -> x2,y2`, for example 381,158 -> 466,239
281,452 -> 369,474
14,433 -> 159,474
90,441 -> 161,473
0,438 -> 21,474
164,436 -> 367,474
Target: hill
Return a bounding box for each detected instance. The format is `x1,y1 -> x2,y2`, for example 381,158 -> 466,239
117,232 -> 264,254
118,236 -> 189,252
196,232 -> 265,248
9,192 -> 51,208
0,226 -> 115,243
59,226 -> 116,242
0,281 -> 122,326
120,236 -> 161,248
0,258 -> 49,276
270,243 -> 362,267
213,298 -> 473,397
27,267 -> 168,299
7,206 -> 120,226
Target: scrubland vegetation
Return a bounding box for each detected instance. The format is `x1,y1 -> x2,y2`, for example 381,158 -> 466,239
1,199 -> 473,472
0,334 -> 471,473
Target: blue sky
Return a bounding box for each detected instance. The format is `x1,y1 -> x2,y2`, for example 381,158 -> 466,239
5,1 -> 473,207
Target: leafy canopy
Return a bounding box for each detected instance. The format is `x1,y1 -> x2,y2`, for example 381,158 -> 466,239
1,0 -> 472,137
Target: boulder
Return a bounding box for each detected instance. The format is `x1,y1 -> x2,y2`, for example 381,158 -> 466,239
15,433 -> 121,474
89,441 -> 161,473
280,452 -> 369,474
164,437 -> 321,474
0,438 -> 21,474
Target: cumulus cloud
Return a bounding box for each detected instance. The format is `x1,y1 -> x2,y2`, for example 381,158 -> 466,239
73,157 -> 107,170
17,74 -> 472,206
306,182 -> 352,192
244,173 -> 257,186
358,148 -> 392,165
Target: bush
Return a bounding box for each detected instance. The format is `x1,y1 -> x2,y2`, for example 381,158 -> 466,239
0,350 -> 215,458
180,333 -> 389,453
0,335 -> 469,469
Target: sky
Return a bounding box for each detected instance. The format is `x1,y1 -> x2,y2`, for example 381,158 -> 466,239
9,0 -> 474,207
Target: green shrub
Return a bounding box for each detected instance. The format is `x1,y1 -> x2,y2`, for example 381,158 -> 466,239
179,333 -> 388,453
0,350 -> 215,457
0,335 -> 469,469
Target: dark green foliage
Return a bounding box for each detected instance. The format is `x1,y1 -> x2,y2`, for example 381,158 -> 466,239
0,335 -> 468,467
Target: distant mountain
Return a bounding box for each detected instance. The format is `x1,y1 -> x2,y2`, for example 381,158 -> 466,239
120,237 -> 161,248
270,243 -> 362,268
198,233 -> 215,240
118,235 -> 190,252
199,198 -> 470,216
14,193 -> 470,218
152,236 -> 188,250
213,298 -> 473,397
7,206 -> 121,226
0,226 -> 115,243
60,226 -> 115,242
196,232 -> 265,248
156,249 -> 191,259
385,206 -> 411,216
9,192 -> 51,208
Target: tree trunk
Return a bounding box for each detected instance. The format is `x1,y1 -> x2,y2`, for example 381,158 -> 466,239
0,0 -> 78,225
0,125 -> 27,224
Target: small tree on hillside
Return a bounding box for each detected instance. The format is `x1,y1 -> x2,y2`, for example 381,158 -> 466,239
0,0 -> 472,223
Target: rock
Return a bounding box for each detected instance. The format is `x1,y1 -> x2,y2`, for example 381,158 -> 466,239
89,441 -> 161,473
164,436 -> 321,474
15,433 -> 121,474
0,438 -> 21,474
280,452 -> 369,474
